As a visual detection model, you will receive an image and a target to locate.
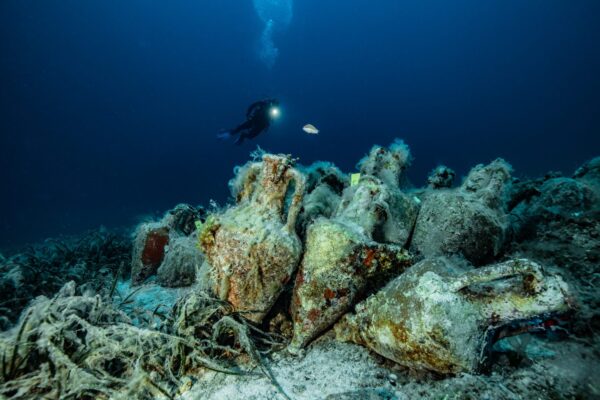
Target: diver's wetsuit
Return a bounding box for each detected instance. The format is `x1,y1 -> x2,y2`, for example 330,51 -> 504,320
221,98 -> 279,145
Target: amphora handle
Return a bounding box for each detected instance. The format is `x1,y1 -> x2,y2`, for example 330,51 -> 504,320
449,259 -> 544,294
283,169 -> 306,233
236,163 -> 262,203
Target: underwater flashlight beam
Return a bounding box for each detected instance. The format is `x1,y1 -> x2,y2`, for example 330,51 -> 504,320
270,106 -> 281,118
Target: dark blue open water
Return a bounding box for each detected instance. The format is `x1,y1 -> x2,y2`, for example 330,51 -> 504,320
1,0 -> 599,248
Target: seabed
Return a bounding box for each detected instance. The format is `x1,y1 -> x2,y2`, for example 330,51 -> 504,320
1,140 -> 598,400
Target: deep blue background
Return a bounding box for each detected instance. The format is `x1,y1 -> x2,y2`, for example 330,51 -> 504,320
1,0 -> 599,249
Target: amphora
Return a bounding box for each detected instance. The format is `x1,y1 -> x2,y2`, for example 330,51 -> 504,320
290,176 -> 412,352
335,258 -> 572,374
200,154 -> 306,323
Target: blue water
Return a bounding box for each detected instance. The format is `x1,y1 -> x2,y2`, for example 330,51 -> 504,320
1,0 -> 599,248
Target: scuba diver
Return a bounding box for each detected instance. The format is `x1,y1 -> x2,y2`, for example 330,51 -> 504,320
218,98 -> 280,145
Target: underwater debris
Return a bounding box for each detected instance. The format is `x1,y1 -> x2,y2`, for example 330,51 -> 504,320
200,153 -> 306,323
335,257 -> 572,374
290,179 -> 413,351
411,158 -> 512,265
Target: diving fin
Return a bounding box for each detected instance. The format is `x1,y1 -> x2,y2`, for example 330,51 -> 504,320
217,131 -> 232,141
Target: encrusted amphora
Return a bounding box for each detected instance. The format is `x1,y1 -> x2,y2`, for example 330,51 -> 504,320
289,176 -> 412,352
335,258 -> 572,374
200,154 -> 306,323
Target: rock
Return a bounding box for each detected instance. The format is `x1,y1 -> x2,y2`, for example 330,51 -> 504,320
509,173 -> 599,267
573,156 -> 600,188
507,161 -> 600,336
535,178 -> 595,216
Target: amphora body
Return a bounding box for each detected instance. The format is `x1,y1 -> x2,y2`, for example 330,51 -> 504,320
335,258 -> 572,374
200,154 -> 306,323
290,176 -> 412,352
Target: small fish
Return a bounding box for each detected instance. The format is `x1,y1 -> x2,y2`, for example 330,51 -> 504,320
302,124 -> 319,135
